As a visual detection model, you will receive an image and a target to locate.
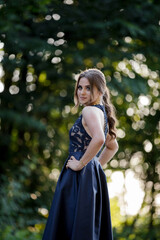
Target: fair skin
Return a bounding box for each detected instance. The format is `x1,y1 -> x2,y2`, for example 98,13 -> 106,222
66,77 -> 118,171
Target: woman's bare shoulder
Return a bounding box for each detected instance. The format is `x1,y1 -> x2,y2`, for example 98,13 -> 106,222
82,106 -> 101,114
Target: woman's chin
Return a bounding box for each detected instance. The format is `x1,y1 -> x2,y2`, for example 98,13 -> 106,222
79,100 -> 87,106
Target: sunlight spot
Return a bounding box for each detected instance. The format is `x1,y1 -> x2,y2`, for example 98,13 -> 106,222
0,41 -> 4,49
37,51 -> 43,57
117,129 -> 125,138
47,38 -> 54,45
153,89 -> 159,97
155,162 -> 160,175
141,64 -> 149,77
9,85 -> 19,95
38,208 -> 48,216
9,54 -> 15,60
26,103 -> 33,112
0,51 -> 4,62
139,95 -> 150,106
51,57 -> 61,64
123,68 -> 129,75
155,193 -> 160,206
118,152 -> 125,159
111,90 -> 118,96
108,171 -> 124,197
155,82 -> 160,89
133,114 -> 140,122
132,122 -> 141,131
134,53 -> 146,62
47,127 -> 55,139
57,32 -> 64,38
154,183 -> 160,191
112,40 -> 119,46
49,169 -> 60,181
56,149 -> 62,156
130,60 -> 141,74
45,15 -> 52,21
65,105 -> 71,114
121,47 -> 128,52
52,14 -> 61,21
125,94 -> 132,102
135,164 -> 143,174
43,149 -> 50,159
142,108 -> 150,116
26,84 -> 36,92
143,140 -> 153,152
130,152 -> 143,167
124,170 -> 145,215
148,79 -> 155,88
154,138 -> 160,145
64,0 -> 74,5
0,81 -> 4,93
104,169 -> 112,177
108,169 -> 146,215
128,71 -> 135,79
150,107 -> 156,116
54,39 -> 65,46
139,120 -> 145,129
12,69 -> 20,82
96,62 -> 104,69
119,159 -> 128,168
116,97 -> 123,105
30,193 -> 37,200
114,71 -> 121,82
124,36 -> 132,43
26,74 -> 33,83
110,159 -> 118,168
55,49 -> 62,56
126,108 -> 134,116
118,61 -> 126,71
106,75 -> 111,82
150,71 -> 158,79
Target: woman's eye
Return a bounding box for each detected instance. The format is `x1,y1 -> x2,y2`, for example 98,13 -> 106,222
77,86 -> 82,90
86,86 -> 90,91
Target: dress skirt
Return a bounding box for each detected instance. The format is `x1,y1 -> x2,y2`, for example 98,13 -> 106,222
42,151 -> 113,240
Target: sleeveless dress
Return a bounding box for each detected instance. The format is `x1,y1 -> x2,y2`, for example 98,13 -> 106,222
42,104 -> 113,240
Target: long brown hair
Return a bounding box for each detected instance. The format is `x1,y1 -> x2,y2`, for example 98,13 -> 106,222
74,68 -> 117,138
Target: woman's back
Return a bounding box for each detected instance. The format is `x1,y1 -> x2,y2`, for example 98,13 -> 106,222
69,104 -> 108,155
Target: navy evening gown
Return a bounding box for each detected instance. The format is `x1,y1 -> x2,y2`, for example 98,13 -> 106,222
42,104 -> 113,240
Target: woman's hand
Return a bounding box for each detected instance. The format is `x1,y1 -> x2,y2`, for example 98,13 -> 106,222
66,156 -> 84,171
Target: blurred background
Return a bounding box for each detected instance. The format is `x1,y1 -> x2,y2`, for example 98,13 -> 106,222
0,0 -> 160,239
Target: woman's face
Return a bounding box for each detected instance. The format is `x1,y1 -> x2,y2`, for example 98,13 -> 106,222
77,77 -> 101,106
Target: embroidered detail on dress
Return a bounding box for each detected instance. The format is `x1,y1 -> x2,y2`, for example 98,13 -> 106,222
69,105 -> 108,154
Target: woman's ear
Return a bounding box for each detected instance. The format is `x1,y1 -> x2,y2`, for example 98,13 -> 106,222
99,92 -> 103,99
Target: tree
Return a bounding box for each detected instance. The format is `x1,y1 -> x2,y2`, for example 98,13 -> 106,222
0,0 -> 160,239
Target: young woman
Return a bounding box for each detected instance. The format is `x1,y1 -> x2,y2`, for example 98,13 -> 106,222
42,68 -> 118,240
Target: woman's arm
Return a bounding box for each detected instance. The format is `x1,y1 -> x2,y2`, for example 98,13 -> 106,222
66,106 -> 105,171
98,134 -> 119,166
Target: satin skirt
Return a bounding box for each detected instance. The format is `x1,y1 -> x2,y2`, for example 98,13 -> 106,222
42,151 -> 113,240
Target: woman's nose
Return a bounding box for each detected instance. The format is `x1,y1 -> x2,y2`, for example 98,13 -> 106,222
81,88 -> 86,94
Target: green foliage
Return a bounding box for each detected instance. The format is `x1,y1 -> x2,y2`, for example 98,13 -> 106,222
1,225 -> 42,240
0,0 -> 160,239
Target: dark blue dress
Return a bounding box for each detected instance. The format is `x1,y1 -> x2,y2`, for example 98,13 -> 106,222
42,104 -> 113,240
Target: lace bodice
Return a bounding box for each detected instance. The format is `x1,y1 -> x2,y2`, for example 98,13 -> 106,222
69,105 -> 108,157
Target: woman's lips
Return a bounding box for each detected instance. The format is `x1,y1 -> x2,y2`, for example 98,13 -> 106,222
80,97 -> 87,100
